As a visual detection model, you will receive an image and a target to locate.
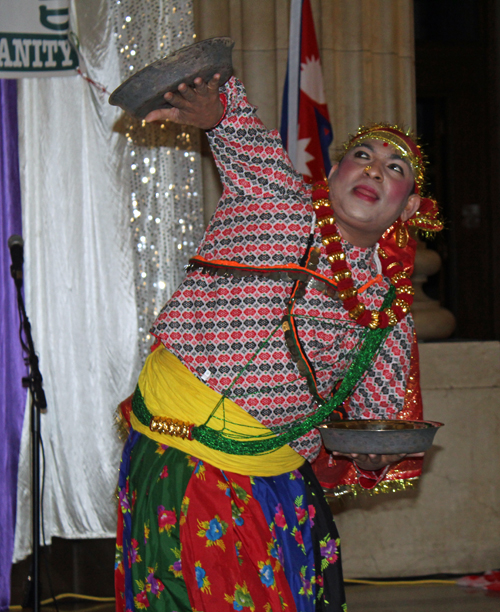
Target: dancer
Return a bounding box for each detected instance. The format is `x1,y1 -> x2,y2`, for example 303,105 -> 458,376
114,74 -> 442,612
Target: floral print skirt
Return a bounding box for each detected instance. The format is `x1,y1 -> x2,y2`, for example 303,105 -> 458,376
115,430 -> 347,612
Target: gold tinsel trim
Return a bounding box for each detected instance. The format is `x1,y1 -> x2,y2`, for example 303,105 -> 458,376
324,477 -> 419,502
114,404 -> 131,442
149,416 -> 192,438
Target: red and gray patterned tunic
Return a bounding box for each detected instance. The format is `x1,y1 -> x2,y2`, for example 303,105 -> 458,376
151,77 -> 414,462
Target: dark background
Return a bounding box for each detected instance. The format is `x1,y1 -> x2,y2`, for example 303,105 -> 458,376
414,0 -> 500,339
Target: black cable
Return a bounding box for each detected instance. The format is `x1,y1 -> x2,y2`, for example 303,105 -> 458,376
10,593 -> 115,610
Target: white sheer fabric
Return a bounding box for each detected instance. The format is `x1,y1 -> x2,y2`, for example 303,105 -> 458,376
13,0 -> 201,560
13,0 -> 139,560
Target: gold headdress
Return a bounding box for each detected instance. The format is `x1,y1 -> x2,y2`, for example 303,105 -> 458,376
342,124 -> 443,235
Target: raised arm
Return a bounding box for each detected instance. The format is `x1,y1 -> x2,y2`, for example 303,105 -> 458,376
146,75 -> 306,200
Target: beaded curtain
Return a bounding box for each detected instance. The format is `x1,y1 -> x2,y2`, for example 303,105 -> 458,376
113,0 -> 204,360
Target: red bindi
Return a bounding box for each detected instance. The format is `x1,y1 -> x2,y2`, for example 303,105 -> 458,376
383,142 -> 388,147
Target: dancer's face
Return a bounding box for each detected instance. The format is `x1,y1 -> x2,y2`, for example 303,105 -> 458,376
327,139 -> 420,247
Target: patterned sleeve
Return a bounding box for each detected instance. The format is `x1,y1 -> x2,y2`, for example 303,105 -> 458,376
347,315 -> 416,420
206,77 -> 307,200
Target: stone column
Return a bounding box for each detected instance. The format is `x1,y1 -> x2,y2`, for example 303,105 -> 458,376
411,239 -> 456,340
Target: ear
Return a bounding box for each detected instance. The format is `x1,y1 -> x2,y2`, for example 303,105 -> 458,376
328,162 -> 339,180
400,194 -> 420,222
328,162 -> 339,179
327,162 -> 339,190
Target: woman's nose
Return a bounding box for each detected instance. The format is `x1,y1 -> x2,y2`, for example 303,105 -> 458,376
363,164 -> 383,181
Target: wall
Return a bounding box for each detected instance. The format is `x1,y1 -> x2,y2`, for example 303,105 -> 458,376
333,341 -> 500,577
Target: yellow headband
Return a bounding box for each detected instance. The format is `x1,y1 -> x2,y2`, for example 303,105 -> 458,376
342,124 -> 426,193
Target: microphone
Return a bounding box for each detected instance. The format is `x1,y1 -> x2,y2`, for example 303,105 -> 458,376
8,234 -> 24,287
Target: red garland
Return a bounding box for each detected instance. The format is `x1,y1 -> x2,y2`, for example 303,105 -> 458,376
312,187 -> 415,330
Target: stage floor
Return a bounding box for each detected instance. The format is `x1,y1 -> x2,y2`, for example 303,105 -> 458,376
9,583 -> 499,612
345,582 -> 500,611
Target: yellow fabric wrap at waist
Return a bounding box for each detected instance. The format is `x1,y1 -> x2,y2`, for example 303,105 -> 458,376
129,345 -> 304,476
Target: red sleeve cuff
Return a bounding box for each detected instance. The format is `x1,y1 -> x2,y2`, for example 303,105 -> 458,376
208,93 -> 227,130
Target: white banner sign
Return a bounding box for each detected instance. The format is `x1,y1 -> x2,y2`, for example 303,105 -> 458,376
0,0 -> 78,78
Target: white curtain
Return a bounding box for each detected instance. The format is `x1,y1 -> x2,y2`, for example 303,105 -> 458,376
13,0 -> 202,560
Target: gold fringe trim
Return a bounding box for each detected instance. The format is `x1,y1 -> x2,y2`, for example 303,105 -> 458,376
324,477 -> 419,502
114,404 -> 131,442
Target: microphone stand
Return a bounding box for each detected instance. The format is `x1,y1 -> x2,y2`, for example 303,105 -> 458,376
12,272 -> 46,612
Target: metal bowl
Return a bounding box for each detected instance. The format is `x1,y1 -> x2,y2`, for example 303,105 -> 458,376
318,419 -> 443,455
109,37 -> 234,119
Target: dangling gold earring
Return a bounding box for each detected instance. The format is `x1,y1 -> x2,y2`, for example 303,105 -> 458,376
396,221 -> 409,248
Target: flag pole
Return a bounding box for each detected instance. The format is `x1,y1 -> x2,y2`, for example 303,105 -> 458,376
287,0 -> 302,167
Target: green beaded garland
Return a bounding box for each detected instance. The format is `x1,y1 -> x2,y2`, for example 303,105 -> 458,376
132,285 -> 396,455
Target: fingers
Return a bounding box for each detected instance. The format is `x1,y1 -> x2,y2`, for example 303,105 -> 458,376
144,74 -> 223,125
177,82 -> 196,101
353,453 -> 404,470
145,107 -> 176,123
170,74 -> 221,103
331,451 -> 408,463
192,77 -> 208,94
329,450 -> 424,472
155,86 -> 193,111
207,73 -> 221,90
367,453 -> 406,463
